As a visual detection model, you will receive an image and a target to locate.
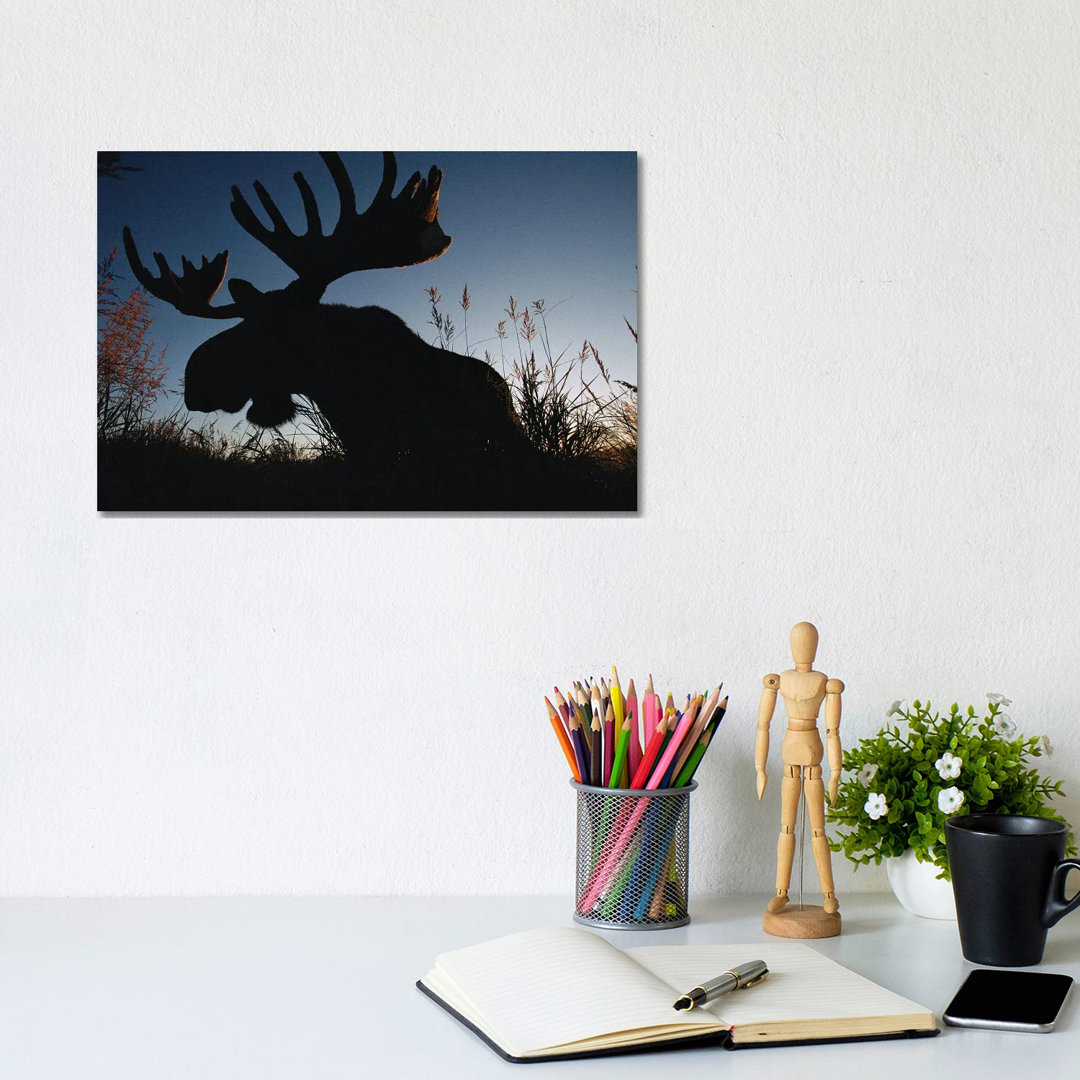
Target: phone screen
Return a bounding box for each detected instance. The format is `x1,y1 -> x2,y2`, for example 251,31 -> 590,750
944,970 -> 1074,1032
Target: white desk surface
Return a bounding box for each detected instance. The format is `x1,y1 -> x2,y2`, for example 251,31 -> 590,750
0,893 -> 1076,1078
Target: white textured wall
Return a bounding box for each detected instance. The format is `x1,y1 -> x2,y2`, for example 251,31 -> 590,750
3,1 -> 1080,898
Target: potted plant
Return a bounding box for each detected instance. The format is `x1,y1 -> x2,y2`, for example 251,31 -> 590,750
826,695 -> 1072,919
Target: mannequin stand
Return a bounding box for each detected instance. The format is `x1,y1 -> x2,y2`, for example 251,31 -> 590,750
763,904 -> 841,939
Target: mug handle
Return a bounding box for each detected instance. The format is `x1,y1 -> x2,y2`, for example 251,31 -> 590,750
1043,859 -> 1080,928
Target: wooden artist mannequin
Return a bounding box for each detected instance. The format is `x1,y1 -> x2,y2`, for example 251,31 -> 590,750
755,621 -> 843,938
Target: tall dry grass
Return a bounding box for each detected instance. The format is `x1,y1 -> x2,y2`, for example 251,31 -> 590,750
428,288 -> 638,473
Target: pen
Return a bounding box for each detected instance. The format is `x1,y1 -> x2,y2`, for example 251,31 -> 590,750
672,960 -> 769,1011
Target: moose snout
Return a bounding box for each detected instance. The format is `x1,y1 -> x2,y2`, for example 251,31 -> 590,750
183,337 -> 253,415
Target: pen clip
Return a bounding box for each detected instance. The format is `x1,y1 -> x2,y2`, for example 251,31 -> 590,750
739,968 -> 769,989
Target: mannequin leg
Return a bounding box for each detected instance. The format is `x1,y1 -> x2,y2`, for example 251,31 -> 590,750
767,764 -> 802,913
805,766 -> 839,913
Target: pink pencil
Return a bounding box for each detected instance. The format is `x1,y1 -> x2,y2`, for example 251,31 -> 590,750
643,706 -> 696,789
643,675 -> 659,740
626,679 -> 641,782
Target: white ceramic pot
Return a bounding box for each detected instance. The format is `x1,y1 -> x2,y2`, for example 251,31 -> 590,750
885,849 -> 957,920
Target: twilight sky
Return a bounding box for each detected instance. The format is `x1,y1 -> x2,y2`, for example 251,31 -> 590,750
98,151 -> 638,436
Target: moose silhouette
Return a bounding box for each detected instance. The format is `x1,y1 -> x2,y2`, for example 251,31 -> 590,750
123,152 -> 527,462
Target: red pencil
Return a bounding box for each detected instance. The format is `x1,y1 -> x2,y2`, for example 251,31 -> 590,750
630,706 -> 667,788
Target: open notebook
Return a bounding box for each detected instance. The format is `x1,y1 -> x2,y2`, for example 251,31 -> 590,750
418,927 -> 937,1062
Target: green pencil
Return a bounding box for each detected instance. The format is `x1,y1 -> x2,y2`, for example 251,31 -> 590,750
608,708 -> 633,788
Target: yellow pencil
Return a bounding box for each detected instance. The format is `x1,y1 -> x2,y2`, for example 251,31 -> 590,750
610,666 -> 625,729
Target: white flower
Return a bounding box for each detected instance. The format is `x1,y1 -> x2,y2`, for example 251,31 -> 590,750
857,763 -> 879,785
1041,734 -> 1054,757
885,700 -> 905,718
864,793 -> 889,820
938,786 -> 965,814
992,713 -> 1017,737
987,692 -> 1013,707
935,751 -> 962,780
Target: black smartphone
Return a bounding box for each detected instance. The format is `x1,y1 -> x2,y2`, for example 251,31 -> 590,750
943,969 -> 1074,1033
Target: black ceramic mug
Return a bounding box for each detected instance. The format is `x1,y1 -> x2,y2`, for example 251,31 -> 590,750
945,814 -> 1080,966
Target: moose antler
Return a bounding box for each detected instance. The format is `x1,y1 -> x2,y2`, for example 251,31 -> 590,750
229,151 -> 451,293
122,228 -> 242,319
122,152 -> 451,318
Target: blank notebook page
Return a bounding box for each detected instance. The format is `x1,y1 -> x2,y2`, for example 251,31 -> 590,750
431,927 -> 715,1053
626,942 -> 930,1024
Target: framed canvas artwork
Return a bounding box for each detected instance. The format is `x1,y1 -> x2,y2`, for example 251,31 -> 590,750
97,151 -> 638,512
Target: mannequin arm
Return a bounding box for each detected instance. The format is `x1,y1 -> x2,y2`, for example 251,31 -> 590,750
756,674 -> 779,799
824,677 -> 844,804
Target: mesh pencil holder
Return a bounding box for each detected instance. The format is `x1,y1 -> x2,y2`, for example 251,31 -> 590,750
571,781 -> 697,930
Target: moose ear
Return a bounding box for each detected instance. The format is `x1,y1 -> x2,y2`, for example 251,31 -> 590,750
227,278 -> 266,306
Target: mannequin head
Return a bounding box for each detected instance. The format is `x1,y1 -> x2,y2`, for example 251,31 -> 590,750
790,621 -> 819,670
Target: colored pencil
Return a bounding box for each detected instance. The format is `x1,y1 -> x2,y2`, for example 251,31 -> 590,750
609,669 -> 626,787
568,704 -> 591,782
630,706 -> 666,788
545,696 -> 580,782
589,710 -> 603,786
675,695 -> 728,786
670,686 -> 720,780
625,679 -> 641,781
590,681 -> 603,777
609,667 -> 625,732
602,701 -> 615,785
575,684 -> 595,778
608,701 -> 634,790
544,674 -> 725,794
552,686 -> 571,730
645,705 -> 697,789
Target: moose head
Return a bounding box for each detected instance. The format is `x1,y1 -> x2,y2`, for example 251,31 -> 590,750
123,153 -> 525,459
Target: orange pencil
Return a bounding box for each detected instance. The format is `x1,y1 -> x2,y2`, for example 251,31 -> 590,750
545,696 -> 580,782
